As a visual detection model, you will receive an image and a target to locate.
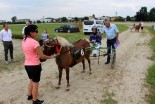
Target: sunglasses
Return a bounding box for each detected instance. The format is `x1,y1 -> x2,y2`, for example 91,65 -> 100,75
35,29 -> 38,33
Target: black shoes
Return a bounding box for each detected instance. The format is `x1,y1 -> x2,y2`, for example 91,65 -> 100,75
27,95 -> 44,104
105,61 -> 110,64
33,99 -> 44,104
27,95 -> 32,100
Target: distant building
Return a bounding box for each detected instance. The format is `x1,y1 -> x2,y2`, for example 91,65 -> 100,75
0,20 -> 6,23
40,17 -> 53,23
53,18 -> 61,22
99,16 -> 110,21
67,17 -> 74,22
110,16 -> 118,22
16,19 -> 30,22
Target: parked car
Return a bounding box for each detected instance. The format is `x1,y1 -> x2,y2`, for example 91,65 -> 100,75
55,25 -> 80,33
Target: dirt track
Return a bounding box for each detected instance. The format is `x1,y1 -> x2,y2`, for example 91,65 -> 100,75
0,29 -> 153,104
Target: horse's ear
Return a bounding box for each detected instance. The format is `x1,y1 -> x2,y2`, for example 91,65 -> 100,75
53,33 -> 59,39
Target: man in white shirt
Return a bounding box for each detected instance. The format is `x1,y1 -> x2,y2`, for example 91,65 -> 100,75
0,23 -> 14,64
140,21 -> 144,32
22,21 -> 30,38
101,19 -> 119,64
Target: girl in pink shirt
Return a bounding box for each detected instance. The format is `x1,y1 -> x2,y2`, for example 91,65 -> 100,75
22,25 -> 54,104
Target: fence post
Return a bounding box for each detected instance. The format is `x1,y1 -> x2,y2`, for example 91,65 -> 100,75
153,25 -> 155,30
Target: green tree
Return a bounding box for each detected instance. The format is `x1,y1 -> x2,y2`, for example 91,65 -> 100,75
11,16 -> 17,22
135,7 -> 149,21
74,17 -> 79,22
82,16 -> 89,21
61,17 -> 67,22
149,7 -> 155,21
114,16 -> 125,22
126,16 -> 131,21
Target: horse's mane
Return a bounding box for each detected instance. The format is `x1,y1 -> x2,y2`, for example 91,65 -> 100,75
57,36 -> 73,47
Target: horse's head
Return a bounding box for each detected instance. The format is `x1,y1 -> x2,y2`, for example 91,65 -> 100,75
43,36 -> 73,57
43,38 -> 60,56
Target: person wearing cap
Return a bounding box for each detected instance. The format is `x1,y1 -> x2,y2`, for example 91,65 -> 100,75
22,21 -> 30,38
0,23 -> 14,64
22,24 -> 54,104
89,26 -> 102,57
101,19 -> 119,64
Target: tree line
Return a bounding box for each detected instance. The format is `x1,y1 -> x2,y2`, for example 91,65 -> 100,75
9,6 -> 155,23
126,7 -> 155,22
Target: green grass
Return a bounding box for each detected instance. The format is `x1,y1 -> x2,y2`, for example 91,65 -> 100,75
145,26 -> 155,104
0,23 -> 128,43
116,24 -> 128,33
101,91 -> 118,104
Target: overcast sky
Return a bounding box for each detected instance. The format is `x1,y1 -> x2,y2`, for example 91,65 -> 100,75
0,0 -> 155,21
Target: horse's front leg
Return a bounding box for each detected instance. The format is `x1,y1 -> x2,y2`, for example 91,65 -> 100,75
87,57 -> 92,74
81,59 -> 85,73
65,68 -> 70,91
57,66 -> 63,89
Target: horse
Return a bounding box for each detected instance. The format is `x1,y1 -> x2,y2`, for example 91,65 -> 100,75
130,23 -> 135,32
42,36 -> 92,91
135,23 -> 141,32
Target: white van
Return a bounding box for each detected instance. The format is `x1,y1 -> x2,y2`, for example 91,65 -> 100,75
83,20 -> 104,35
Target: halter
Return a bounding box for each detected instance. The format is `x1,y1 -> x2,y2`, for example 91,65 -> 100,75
44,39 -> 57,48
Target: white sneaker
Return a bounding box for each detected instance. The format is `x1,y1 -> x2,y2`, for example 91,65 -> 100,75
5,61 -> 8,64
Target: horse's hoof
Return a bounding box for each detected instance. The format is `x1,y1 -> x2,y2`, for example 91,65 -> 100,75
56,85 -> 61,89
89,72 -> 92,74
65,87 -> 70,91
81,70 -> 85,73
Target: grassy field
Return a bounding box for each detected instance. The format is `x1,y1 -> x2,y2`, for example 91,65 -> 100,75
0,23 -> 128,43
145,26 -> 155,104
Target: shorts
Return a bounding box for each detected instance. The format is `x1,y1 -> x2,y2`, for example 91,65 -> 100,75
25,64 -> 42,82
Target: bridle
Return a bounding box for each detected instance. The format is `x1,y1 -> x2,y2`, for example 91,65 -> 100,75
44,38 -> 63,54
44,39 -> 58,48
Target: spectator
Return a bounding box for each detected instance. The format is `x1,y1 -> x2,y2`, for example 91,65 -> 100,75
39,29 -> 49,46
0,23 -> 14,64
89,27 -> 102,57
22,25 -> 54,104
22,21 -> 30,38
140,21 -> 144,32
101,19 -> 119,64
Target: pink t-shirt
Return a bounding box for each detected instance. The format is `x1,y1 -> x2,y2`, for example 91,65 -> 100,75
22,37 -> 40,65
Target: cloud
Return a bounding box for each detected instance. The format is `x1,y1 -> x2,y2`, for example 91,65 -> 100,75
0,0 -> 155,21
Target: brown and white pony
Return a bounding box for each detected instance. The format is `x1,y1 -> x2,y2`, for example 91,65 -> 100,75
135,23 -> 141,32
130,23 -> 141,32
42,36 -> 92,90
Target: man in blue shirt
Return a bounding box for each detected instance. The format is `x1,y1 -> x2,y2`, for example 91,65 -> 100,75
101,19 -> 119,64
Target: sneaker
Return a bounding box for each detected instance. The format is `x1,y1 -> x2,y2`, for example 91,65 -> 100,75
33,99 -> 44,104
105,61 -> 110,64
11,59 -> 16,62
27,95 -> 32,100
5,61 -> 8,64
